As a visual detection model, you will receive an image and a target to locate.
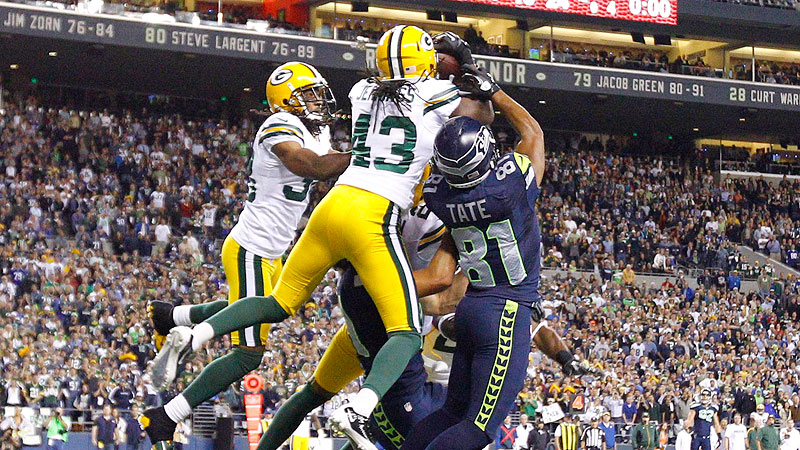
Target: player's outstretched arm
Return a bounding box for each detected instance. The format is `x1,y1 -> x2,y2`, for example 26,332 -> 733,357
420,271 -> 469,316
413,233 -> 459,297
272,141 -> 351,179
533,320 -> 603,378
491,90 -> 546,186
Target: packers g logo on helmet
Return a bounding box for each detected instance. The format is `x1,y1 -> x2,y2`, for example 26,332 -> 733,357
376,25 -> 437,80
266,62 -> 336,123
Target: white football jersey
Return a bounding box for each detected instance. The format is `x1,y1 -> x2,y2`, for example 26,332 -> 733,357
230,112 -> 331,259
337,77 -> 461,210
399,203 -> 456,385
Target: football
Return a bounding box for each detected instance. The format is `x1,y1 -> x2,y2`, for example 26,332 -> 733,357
437,53 -> 463,81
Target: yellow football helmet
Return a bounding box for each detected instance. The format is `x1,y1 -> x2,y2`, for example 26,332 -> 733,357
376,25 -> 437,80
266,62 -> 336,122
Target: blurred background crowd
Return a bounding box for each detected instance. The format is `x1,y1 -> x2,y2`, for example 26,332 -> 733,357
0,90 -> 799,448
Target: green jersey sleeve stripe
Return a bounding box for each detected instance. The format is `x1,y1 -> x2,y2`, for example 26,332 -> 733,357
423,93 -> 459,115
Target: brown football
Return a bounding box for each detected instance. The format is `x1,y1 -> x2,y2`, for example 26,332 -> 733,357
437,53 -> 462,81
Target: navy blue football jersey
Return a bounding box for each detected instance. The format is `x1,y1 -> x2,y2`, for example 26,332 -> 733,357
691,403 -> 718,436
423,152 -> 541,306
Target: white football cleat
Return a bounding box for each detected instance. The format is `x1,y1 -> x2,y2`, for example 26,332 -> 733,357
148,326 -> 193,391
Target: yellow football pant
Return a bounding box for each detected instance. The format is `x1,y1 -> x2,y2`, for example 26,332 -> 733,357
273,185 -> 421,334
313,325 -> 365,393
221,235 -> 281,347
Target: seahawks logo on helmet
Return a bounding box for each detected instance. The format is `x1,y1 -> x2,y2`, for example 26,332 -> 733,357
433,116 -> 497,189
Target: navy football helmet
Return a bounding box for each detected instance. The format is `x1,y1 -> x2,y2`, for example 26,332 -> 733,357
432,116 -> 497,189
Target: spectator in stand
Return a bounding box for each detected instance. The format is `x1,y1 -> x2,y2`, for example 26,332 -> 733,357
528,419 -> 550,450
43,407 -> 69,450
724,413 -> 747,450
632,412 -> 658,450
758,416 -> 780,450
727,271 -> 742,291
622,265 -> 636,287
497,415 -> 517,449
623,394 -> 639,427
515,414 -> 534,450
780,420 -> 800,450
126,405 -> 146,450
92,404 -> 116,449
676,424 -> 692,450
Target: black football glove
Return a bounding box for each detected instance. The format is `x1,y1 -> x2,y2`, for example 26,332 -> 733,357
433,31 -> 475,66
458,64 -> 501,101
531,302 -> 545,323
562,357 -> 606,378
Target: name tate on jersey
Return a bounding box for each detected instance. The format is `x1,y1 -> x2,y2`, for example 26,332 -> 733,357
446,200 -> 491,223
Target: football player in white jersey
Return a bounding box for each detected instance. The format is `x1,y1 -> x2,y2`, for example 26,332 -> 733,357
252,173 -> 465,450
140,62 -> 350,446
140,25 -> 494,450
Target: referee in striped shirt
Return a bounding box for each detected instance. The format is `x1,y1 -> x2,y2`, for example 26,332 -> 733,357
582,417 -> 606,450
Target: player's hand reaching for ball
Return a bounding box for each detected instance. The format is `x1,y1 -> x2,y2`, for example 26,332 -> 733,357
433,31 -> 474,66
563,358 -> 606,379
458,64 -> 501,101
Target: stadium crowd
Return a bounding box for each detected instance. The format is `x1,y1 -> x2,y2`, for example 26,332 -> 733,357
533,134 -> 800,278
0,92 -> 799,449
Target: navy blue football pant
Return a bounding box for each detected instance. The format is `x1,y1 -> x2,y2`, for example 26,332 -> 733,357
691,436 -> 711,450
403,296 -> 532,450
371,381 -> 446,450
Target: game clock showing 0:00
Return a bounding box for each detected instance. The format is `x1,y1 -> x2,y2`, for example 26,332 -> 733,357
448,0 -> 677,25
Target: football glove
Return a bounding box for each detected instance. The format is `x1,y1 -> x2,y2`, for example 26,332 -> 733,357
531,302 -> 545,323
563,358 -> 606,378
433,31 -> 475,66
458,64 -> 501,101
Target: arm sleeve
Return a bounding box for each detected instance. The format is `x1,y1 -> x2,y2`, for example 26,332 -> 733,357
421,80 -> 461,132
511,153 -> 541,209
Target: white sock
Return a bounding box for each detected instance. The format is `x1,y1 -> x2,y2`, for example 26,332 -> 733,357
191,322 -> 214,351
173,305 -> 193,327
164,394 -> 192,423
350,388 -> 379,417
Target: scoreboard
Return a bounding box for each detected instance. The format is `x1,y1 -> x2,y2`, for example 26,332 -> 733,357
447,0 -> 678,25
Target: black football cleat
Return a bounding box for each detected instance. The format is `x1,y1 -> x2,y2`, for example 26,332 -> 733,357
148,301 -> 176,337
139,406 -> 176,449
